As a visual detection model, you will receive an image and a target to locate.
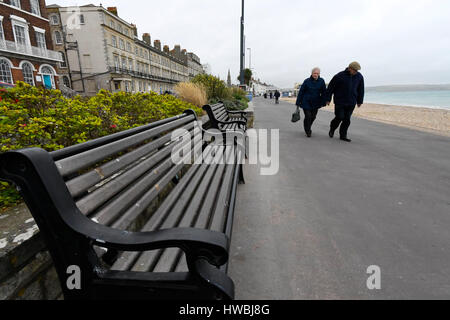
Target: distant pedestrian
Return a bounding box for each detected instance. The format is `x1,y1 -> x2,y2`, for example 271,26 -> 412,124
326,62 -> 365,142
269,92 -> 273,99
264,92 -> 268,99
274,90 -> 281,104
295,67 -> 327,137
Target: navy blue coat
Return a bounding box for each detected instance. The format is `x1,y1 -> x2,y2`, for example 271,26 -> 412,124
326,69 -> 365,106
295,77 -> 327,110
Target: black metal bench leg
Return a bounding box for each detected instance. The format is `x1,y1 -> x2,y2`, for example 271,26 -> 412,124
192,259 -> 235,300
238,164 -> 245,184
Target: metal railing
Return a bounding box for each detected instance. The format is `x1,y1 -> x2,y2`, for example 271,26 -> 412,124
0,40 -> 63,62
108,66 -> 182,84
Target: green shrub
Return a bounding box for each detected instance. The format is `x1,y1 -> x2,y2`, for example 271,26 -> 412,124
0,82 -> 202,211
191,74 -> 230,102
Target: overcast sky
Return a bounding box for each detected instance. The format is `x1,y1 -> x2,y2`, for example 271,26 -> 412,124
50,0 -> 450,88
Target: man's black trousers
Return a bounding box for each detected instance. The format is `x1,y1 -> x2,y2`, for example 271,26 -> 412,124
330,105 -> 356,138
303,108 -> 319,134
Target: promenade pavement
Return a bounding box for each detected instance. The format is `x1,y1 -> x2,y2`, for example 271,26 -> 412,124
228,97 -> 450,299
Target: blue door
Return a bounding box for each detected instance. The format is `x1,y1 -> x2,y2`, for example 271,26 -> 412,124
43,75 -> 52,89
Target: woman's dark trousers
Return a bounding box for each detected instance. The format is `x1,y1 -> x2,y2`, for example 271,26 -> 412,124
330,105 -> 356,138
303,109 -> 318,135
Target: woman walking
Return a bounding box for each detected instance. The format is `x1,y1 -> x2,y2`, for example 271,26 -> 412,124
295,67 -> 327,137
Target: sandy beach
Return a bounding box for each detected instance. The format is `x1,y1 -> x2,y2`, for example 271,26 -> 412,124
281,97 -> 450,137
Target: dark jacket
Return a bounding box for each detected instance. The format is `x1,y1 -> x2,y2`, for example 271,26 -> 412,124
274,91 -> 281,98
295,76 -> 327,110
326,68 -> 365,106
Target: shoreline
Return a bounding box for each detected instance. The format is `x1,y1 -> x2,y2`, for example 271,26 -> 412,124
280,98 -> 450,137
364,100 -> 450,111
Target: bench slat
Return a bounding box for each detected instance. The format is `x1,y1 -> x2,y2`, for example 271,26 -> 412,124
66,122 -> 194,198
151,148 -> 223,272
108,136 -> 203,230
110,159 -> 204,272
173,147 -> 234,273
56,116 -> 194,177
209,152 -> 238,234
125,146 -> 216,272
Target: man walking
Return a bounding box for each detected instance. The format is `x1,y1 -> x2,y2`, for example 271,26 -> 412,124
274,90 -> 281,104
326,62 -> 365,142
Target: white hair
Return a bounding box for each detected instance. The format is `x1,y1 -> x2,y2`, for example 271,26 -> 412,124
311,67 -> 321,74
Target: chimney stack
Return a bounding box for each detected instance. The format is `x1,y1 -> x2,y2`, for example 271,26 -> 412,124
131,24 -> 138,37
143,33 -> 151,45
107,7 -> 118,16
163,45 -> 169,53
154,40 -> 161,50
173,45 -> 181,59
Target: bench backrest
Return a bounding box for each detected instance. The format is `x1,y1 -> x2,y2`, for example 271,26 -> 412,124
0,111 -> 207,292
208,103 -> 228,121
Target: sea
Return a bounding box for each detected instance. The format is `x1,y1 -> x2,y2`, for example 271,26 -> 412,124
364,90 -> 450,110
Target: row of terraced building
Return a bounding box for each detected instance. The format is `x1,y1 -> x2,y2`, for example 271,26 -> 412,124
0,1 -> 205,96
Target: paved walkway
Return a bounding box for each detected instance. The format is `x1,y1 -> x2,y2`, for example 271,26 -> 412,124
228,97 -> 450,299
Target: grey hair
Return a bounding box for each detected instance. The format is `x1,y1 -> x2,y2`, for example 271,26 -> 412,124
311,67 -> 321,74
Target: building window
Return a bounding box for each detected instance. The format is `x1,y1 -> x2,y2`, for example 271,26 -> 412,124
59,52 -> 67,68
119,39 -> 124,50
0,59 -> 13,84
121,56 -> 127,70
118,24 -> 123,34
50,15 -> 60,25
111,35 -> 117,48
124,29 -> 129,37
14,25 -> 27,46
79,15 -> 85,25
126,42 -> 131,52
21,62 -> 34,85
62,76 -> 71,88
113,55 -> 120,69
128,58 -> 133,71
54,31 -> 63,45
0,21 -> 4,42
10,0 -> 21,9
30,0 -> 41,16
110,20 -> 115,29
35,31 -> 46,49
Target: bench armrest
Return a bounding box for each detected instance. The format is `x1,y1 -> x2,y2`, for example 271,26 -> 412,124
227,110 -> 248,119
217,119 -> 247,128
91,227 -> 230,267
227,110 -> 247,115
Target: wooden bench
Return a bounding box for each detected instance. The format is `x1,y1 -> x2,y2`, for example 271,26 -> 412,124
0,110 -> 245,300
203,102 -> 248,132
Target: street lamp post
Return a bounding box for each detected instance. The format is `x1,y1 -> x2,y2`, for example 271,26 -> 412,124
247,47 -> 251,70
239,0 -> 245,86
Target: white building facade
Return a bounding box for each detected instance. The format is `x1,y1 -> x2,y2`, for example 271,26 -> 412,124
50,4 -> 203,96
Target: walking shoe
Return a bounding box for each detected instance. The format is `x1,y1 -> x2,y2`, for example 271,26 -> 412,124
306,132 -> 312,138
329,128 -> 335,138
340,137 -> 352,142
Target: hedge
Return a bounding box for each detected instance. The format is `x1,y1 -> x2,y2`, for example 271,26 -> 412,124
0,82 -> 202,211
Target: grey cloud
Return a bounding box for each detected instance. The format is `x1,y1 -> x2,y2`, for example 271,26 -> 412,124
52,0 -> 450,87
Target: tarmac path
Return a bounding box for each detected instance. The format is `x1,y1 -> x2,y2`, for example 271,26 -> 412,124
228,97 -> 450,299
